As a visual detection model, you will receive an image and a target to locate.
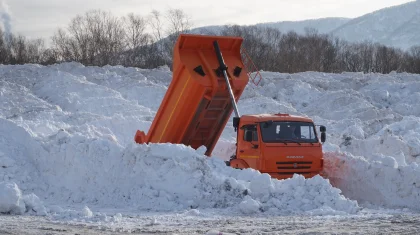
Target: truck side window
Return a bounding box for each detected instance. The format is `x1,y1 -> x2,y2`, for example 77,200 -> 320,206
243,125 -> 258,141
300,126 -> 316,140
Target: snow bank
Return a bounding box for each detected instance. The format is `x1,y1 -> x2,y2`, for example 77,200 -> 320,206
3,129 -> 360,215
324,151 -> 420,210
0,182 -> 25,214
236,71 -> 420,209
1,62 -> 420,217
112,143 -> 358,214
0,181 -> 46,215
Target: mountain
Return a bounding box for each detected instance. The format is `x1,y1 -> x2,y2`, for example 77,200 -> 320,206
255,17 -> 351,34
388,12 -> 420,49
190,1 -> 420,50
190,17 -> 351,36
330,0 -> 420,49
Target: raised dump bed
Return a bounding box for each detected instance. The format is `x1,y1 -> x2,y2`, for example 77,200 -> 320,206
135,34 -> 249,156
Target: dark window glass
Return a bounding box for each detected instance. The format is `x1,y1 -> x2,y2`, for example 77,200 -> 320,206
243,125 -> 258,141
259,121 -> 318,143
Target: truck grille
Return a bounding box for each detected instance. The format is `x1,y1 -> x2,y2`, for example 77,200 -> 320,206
276,172 -> 311,175
276,161 -> 312,170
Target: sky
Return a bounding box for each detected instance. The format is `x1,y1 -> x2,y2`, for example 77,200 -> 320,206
0,0 -> 415,42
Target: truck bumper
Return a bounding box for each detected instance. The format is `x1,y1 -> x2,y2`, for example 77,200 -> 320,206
266,171 -> 324,180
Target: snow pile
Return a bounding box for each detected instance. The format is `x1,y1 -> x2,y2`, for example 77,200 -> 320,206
223,71 -> 420,210
0,181 -> 46,215
0,63 -> 358,216
113,143 -> 358,214
1,62 -> 420,217
0,182 -> 25,214
324,151 -> 420,210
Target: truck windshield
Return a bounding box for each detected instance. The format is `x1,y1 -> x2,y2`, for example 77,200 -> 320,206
259,121 -> 318,143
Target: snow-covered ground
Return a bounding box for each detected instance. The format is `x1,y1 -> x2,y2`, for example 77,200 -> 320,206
0,62 -> 420,233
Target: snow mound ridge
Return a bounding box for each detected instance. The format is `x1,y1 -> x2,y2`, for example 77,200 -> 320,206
324,151 -> 420,210
114,143 -> 359,215
0,112 -> 358,215
3,62 -> 420,216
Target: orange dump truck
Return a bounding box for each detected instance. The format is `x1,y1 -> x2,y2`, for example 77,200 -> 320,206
135,34 -> 326,180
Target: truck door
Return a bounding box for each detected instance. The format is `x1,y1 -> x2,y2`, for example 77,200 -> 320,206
237,124 -> 261,169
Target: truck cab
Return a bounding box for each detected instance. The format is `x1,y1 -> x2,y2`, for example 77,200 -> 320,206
228,113 -> 326,180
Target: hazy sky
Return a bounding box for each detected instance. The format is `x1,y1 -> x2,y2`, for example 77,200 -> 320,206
0,0 -> 414,41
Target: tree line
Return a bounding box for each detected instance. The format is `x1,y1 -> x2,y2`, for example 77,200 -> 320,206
218,25 -> 420,74
1,9 -> 420,74
0,8 -> 192,68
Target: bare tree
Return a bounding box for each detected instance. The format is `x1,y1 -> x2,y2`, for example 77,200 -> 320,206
165,8 -> 192,36
124,13 -> 149,50
8,34 -> 28,64
148,10 -> 164,43
52,29 -> 74,62
279,31 -> 300,73
52,10 -> 125,66
40,48 -> 58,65
41,8 -> 420,74
26,38 -> 45,64
0,28 -> 8,63
406,46 -> 420,73
358,41 -> 374,73
0,30 -> 47,65
260,27 -> 282,71
373,45 -> 403,73
163,8 -> 193,64
122,13 -> 153,67
86,10 -> 125,66
146,9 -> 165,66
321,37 -> 340,72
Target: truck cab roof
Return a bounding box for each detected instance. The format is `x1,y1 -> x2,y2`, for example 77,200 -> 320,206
240,113 -> 314,123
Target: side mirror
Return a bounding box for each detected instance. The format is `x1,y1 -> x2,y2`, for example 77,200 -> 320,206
233,117 -> 240,132
320,125 -> 326,133
245,131 -> 253,142
233,117 -> 240,129
321,132 -> 326,143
